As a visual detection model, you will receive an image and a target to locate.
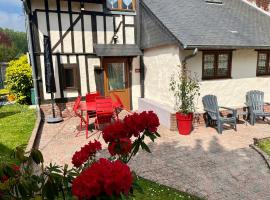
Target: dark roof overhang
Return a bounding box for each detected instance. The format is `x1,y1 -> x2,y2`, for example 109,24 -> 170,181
94,44 -> 143,57
184,45 -> 270,50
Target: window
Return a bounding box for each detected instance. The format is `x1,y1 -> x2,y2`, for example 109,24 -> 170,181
107,0 -> 135,11
202,51 -> 232,80
62,64 -> 78,90
107,63 -> 126,90
257,51 -> 270,76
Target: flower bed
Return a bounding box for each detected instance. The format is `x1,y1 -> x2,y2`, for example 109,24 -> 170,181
0,111 -> 161,199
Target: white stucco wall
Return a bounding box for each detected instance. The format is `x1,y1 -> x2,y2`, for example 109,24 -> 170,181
143,47 -> 270,113
131,57 -> 141,110
186,49 -> 270,112
143,44 -> 180,108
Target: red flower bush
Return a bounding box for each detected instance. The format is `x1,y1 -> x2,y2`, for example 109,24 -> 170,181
108,138 -> 132,156
103,111 -> 160,143
72,140 -> 102,168
102,111 -> 160,158
72,158 -> 133,200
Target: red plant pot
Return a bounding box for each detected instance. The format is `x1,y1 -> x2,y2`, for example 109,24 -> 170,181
176,112 -> 193,135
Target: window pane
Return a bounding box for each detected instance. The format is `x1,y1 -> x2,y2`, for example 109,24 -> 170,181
123,0 -> 133,9
107,0 -> 118,9
107,63 -> 125,90
64,68 -> 74,88
258,53 -> 267,74
203,54 -> 215,77
217,54 -> 229,76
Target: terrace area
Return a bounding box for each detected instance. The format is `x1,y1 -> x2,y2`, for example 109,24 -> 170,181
36,111 -> 270,200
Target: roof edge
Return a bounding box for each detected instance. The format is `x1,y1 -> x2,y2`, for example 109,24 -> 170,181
186,44 -> 270,50
140,0 -> 185,49
241,0 -> 270,17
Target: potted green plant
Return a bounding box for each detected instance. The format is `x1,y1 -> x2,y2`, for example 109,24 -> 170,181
170,65 -> 200,135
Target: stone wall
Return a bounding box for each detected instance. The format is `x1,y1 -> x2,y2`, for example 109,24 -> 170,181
40,101 -> 75,119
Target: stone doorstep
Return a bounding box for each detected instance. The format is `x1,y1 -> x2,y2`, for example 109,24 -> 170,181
250,137 -> 270,169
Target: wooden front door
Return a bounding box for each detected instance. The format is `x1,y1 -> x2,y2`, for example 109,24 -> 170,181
103,58 -> 131,110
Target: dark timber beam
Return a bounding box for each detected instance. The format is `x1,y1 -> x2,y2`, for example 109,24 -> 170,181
68,0 -> 75,53
51,14 -> 82,52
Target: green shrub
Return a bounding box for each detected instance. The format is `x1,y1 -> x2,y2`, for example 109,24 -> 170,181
5,55 -> 33,104
0,88 -> 8,96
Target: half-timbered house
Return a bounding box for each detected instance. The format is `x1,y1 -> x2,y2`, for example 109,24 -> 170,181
24,0 -> 142,114
24,0 -> 270,130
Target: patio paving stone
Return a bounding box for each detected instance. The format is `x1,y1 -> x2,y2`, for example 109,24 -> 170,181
36,114 -> 270,200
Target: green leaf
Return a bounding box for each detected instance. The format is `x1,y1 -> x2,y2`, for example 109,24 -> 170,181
155,132 -> 161,137
132,181 -> 144,194
132,143 -> 140,156
141,142 -> 151,153
120,193 -> 127,200
30,149 -> 44,164
147,134 -> 157,142
43,179 -> 58,200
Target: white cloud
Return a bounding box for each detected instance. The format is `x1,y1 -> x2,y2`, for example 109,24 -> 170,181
0,11 -> 25,31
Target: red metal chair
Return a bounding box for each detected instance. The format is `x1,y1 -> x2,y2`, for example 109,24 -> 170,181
112,93 -> 129,119
94,96 -> 114,131
86,92 -> 101,102
73,96 -> 86,134
86,92 -> 101,118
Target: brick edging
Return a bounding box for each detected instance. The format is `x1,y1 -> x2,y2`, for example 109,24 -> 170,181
26,106 -> 44,152
250,137 -> 270,169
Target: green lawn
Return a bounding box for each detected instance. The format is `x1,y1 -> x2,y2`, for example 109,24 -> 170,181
133,177 -> 203,200
258,139 -> 270,157
0,104 -> 36,163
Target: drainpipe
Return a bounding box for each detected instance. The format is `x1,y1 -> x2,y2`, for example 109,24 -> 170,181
23,0 -> 40,106
182,48 -> 198,67
140,52 -> 145,98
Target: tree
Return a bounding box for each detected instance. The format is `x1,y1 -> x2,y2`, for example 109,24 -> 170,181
0,28 -> 27,62
0,44 -> 17,62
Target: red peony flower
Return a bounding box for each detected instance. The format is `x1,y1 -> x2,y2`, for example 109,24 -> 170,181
12,164 -> 20,172
102,111 -> 160,143
72,158 -> 133,200
123,113 -> 142,137
145,111 -> 160,132
123,111 -> 160,136
0,175 -> 8,183
108,138 -> 132,156
72,140 -> 102,168
103,121 -> 129,143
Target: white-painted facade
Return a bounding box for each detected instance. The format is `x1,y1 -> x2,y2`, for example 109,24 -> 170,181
143,45 -> 270,113
28,0 -> 140,110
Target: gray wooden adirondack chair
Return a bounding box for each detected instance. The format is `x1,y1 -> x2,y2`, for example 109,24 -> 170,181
202,95 -> 237,134
246,90 -> 270,125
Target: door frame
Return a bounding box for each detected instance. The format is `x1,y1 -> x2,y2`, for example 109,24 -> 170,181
102,57 -> 133,110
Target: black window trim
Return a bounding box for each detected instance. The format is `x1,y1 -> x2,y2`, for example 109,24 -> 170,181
202,50 -> 233,80
256,50 -> 270,76
62,64 -> 79,90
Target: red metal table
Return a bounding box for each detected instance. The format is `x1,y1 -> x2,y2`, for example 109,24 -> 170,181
78,101 -> 118,138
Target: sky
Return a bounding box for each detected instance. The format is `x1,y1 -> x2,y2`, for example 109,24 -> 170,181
0,0 -> 25,32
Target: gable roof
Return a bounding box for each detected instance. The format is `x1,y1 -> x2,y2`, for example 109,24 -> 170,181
142,0 -> 270,49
